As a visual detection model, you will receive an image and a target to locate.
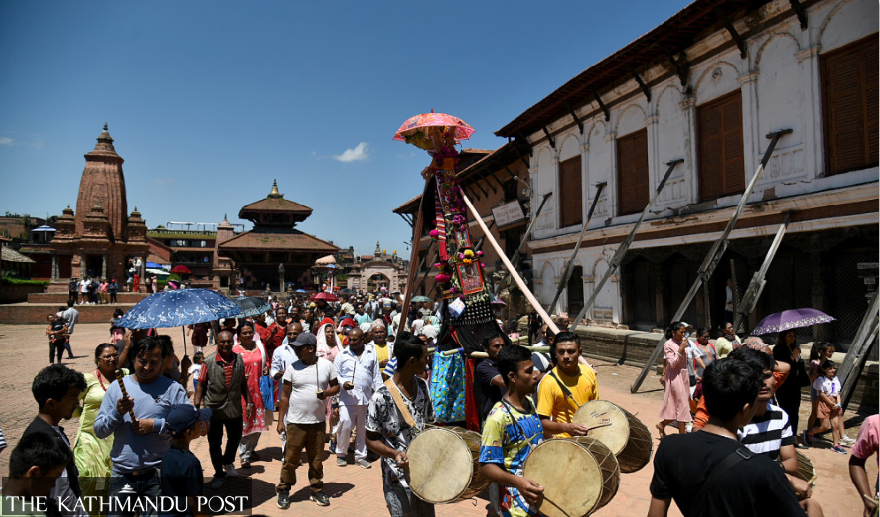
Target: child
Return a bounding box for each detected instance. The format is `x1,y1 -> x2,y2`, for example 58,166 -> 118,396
479,344 -> 544,517
46,314 -> 68,365
188,352 -> 204,397
807,360 -> 853,453
0,429 -> 72,516
160,404 -> 212,517
803,342 -> 831,446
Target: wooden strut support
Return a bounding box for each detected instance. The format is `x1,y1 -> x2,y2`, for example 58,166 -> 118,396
461,192 -> 560,334
788,0 -> 809,30
630,129 -> 792,393
488,171 -> 504,193
547,182 -> 608,315
627,65 -> 652,102
542,127 -> 556,149
662,46 -> 689,87
732,211 -> 794,333
493,192 -> 554,297
568,158 -> 683,332
590,87 -> 611,121
566,104 -> 584,134
839,291 -> 879,411
398,212 -> 414,228
713,6 -> 747,58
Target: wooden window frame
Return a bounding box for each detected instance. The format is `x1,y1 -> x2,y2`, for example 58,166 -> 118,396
820,34 -> 879,176
558,156 -> 583,229
696,90 -> 745,202
616,128 -> 650,216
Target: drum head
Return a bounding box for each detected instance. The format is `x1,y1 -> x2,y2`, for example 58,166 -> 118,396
523,439 -> 604,517
407,428 -> 474,503
575,400 -> 629,455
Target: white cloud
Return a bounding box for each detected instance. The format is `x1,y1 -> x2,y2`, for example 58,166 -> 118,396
0,137 -> 16,146
333,142 -> 369,163
156,178 -> 175,187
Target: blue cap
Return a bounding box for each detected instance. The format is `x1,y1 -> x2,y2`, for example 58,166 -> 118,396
166,404 -> 212,434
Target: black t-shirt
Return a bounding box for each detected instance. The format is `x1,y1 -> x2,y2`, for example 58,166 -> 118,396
475,358 -> 504,419
159,446 -> 203,517
650,431 -> 806,517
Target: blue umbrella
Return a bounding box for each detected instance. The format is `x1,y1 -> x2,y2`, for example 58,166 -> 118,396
295,289 -> 308,293
233,296 -> 272,317
115,289 -> 242,330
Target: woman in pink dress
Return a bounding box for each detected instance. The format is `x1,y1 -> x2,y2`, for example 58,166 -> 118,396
232,322 -> 267,468
657,321 -> 691,437
316,322 -> 343,450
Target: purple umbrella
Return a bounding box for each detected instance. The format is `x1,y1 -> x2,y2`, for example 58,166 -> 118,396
751,308 -> 836,336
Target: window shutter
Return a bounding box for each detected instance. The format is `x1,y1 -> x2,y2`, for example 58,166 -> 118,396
558,156 -> 583,228
822,35 -> 879,175
617,129 -> 650,215
698,91 -> 744,201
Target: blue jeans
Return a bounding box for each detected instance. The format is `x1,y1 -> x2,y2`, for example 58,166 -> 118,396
108,470 -> 161,517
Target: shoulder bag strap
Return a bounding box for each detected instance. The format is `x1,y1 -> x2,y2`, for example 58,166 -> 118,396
383,378 -> 417,429
546,369 -> 580,412
688,446 -> 753,517
498,398 -> 537,453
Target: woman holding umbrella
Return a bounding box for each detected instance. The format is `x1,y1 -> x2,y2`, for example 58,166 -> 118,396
773,329 -> 811,448
233,321 -> 268,469
316,319 -> 343,450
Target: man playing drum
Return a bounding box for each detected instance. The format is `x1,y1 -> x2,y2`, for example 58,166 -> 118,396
536,331 -> 599,438
366,336 -> 435,517
479,344 -> 545,517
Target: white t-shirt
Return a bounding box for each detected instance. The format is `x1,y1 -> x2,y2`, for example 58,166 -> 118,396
188,363 -> 202,377
282,357 -> 338,424
812,376 -> 840,397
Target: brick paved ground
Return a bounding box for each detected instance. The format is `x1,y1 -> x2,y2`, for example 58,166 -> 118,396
0,323 -> 875,517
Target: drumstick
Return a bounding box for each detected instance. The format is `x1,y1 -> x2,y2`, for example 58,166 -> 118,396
114,369 -> 138,423
585,422 -> 613,432
351,357 -> 357,385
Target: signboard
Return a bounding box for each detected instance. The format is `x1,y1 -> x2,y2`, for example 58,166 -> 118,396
492,201 -> 526,228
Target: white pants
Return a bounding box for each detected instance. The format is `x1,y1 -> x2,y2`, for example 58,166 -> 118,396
336,404 -> 367,461
238,432 -> 261,463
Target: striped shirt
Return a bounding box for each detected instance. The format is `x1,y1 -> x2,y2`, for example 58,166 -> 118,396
737,403 -> 794,460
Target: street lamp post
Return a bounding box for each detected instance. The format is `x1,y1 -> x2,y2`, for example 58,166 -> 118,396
278,263 -> 285,295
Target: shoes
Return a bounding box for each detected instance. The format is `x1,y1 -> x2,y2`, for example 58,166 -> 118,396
241,461 -> 251,469
841,435 -> 856,445
336,457 -> 347,467
211,477 -> 224,489
328,440 -> 336,454
310,491 -> 330,506
223,464 -> 238,477
802,430 -> 813,446
831,445 -> 848,454
276,489 -> 290,509
356,459 -> 371,469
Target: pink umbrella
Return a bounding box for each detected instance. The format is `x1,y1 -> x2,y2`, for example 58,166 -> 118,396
393,111 -> 475,150
314,292 -> 339,302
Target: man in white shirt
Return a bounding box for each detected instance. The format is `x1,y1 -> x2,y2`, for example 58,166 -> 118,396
334,328 -> 382,469
270,323 -> 303,451
275,332 -> 339,509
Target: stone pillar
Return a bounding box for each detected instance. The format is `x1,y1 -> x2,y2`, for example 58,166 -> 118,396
80,252 -> 88,279
102,252 -> 108,280
50,252 -> 58,281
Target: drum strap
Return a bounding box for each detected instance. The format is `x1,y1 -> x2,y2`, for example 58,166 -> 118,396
688,446 -> 753,517
547,370 -> 580,412
384,378 -> 418,429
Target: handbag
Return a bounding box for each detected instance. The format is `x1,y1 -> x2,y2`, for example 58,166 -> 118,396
260,374 -> 275,411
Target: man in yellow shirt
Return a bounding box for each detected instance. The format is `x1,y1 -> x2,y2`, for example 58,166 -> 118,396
536,331 -> 599,438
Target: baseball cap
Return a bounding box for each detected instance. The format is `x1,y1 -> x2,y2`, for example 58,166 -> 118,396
292,332 -> 317,348
165,404 -> 212,434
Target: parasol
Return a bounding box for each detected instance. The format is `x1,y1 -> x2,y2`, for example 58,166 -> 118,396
233,296 -> 272,317
751,308 -> 836,336
170,265 -> 192,274
392,111 -> 475,150
295,289 -> 308,293
314,292 -> 339,302
411,295 -> 432,304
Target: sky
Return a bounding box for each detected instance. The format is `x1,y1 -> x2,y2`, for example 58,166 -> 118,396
0,0 -> 689,257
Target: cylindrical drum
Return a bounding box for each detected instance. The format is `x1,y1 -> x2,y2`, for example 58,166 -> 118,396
795,450 -> 817,483
407,426 -> 488,503
523,436 -> 620,517
573,400 -> 653,473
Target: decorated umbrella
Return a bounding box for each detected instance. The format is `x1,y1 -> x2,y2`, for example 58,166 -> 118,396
295,289 -> 308,293
393,111 -> 475,150
411,295 -> 432,304
314,292 -> 339,302
233,296 -> 272,317
114,288 -> 242,355
751,308 -> 836,336
170,265 -> 192,274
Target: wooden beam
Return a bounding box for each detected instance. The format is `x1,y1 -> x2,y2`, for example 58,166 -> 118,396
627,65 -> 651,102
662,45 -> 689,87
566,104 -> 584,134
488,171 -> 505,192
542,126 -> 556,149
713,6 -> 747,58
589,87 -> 611,121
788,0 -> 808,30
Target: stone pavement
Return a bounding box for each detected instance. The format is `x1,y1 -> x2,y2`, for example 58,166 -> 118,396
0,323 -> 875,517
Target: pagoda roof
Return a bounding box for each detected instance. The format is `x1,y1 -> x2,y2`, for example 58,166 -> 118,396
219,229 -> 338,253
239,196 -> 314,214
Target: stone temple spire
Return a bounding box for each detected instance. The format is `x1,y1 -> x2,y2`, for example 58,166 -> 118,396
76,124 -> 128,241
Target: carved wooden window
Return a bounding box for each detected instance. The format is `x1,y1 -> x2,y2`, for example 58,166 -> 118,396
697,90 -> 744,202
617,129 -> 650,215
558,156 -> 583,228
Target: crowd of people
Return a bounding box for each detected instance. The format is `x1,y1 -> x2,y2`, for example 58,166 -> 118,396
2,291 -> 877,517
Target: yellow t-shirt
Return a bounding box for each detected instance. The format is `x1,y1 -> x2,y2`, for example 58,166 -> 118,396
536,364 -> 599,437
374,343 -> 390,379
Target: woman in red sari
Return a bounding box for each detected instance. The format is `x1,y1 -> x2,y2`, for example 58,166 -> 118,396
233,321 -> 267,468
